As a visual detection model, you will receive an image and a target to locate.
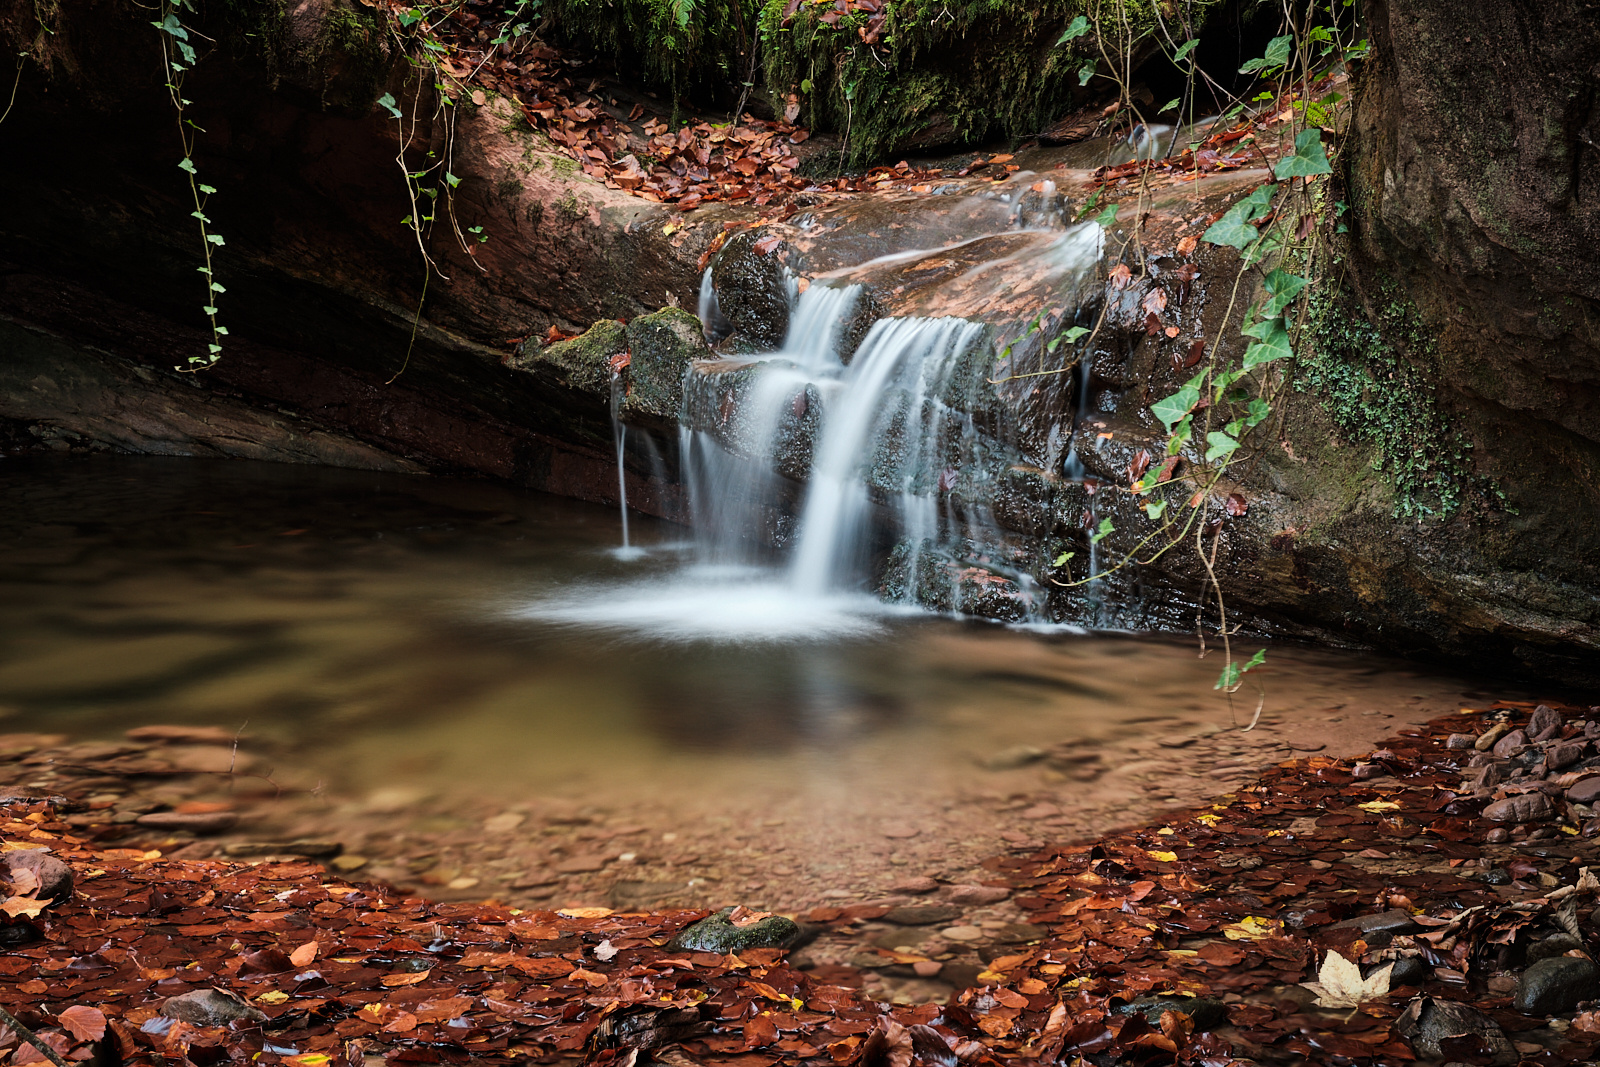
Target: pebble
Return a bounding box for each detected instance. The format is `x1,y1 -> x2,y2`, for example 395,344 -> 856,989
161,988 -> 267,1027
1566,776 -> 1600,804
554,854 -> 610,873
980,745 -> 1046,770
135,810 -> 239,833
887,876 -> 939,894
1492,730 -> 1529,758
483,812 -> 525,832
667,907 -> 800,953
884,904 -> 964,926
942,884 -> 1010,905
1,849 -> 73,902
1546,743 -> 1585,770
1482,793 -> 1554,823
331,855 -> 369,872
1446,733 -> 1476,749
1019,804 -> 1061,820
881,824 -> 921,839
1528,704 -> 1564,741
126,725 -> 238,745
911,960 -> 943,978
940,925 -> 984,942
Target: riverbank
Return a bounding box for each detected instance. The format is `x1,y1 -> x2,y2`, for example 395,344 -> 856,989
6,697 -> 1600,1065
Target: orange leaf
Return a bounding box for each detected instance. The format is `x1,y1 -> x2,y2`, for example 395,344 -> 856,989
58,1006 -> 107,1043
382,1012 -> 419,1034
381,970 -> 431,987
289,941 -> 319,968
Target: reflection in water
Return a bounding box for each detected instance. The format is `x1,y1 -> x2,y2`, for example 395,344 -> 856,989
0,456 -> 1508,825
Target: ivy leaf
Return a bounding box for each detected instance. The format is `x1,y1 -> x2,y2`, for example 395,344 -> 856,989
1089,517 -> 1114,544
1078,62 -> 1097,86
1058,15 -> 1090,44
378,92 -> 404,119
1173,38 -> 1199,63
1202,184 -> 1276,249
1151,382 -> 1199,431
1262,269 -> 1309,316
1062,326 -> 1090,343
1274,128 -> 1334,180
1092,203 -> 1119,227
1242,317 -> 1293,368
205,233 -> 225,246
1240,34 -> 1292,75
178,157 -> 197,174
1167,415 -> 1192,455
1144,498 -> 1168,521
1052,550 -> 1075,567
1244,397 -> 1271,427
1205,430 -> 1239,462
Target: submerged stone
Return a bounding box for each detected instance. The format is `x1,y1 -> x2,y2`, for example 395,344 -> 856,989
1514,955 -> 1600,1014
161,987 -> 269,1027
1113,995 -> 1226,1031
666,906 -> 801,953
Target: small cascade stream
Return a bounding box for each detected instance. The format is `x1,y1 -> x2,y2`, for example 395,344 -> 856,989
543,211 -> 1111,640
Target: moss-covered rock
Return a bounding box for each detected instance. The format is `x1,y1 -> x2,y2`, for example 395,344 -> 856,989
710,230 -> 791,350
620,308 -> 711,427
506,319 -> 627,397
666,906 -> 801,953
542,0 -> 760,100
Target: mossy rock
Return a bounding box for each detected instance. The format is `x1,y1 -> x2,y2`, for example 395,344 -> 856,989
506,319 -> 626,398
620,308 -> 712,426
666,906 -> 801,953
542,0 -> 758,99
710,231 -> 791,350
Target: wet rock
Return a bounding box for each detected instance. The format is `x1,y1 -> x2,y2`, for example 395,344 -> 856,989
1514,955 -> 1600,1014
710,230 -> 790,350
942,884 -> 1009,906
1476,724 -> 1512,752
620,308 -> 713,429
1566,776 -> 1600,804
222,840 -> 343,859
1483,867 -> 1513,885
1482,793 -> 1554,823
507,319 -> 624,398
1492,730 -> 1529,758
1326,909 -> 1418,936
979,745 -> 1045,770
1446,733 -> 1477,749
884,904 -> 964,926
1113,995 -> 1227,1031
1527,933 -> 1584,964
125,725 -> 238,745
1528,705 -> 1564,742
666,906 -> 801,953
679,358 -> 819,482
1395,997 -> 1515,1065
136,810 -> 239,834
161,987 -> 268,1027
1546,742 -> 1585,771
2,848 -> 72,903
1389,955 -> 1432,986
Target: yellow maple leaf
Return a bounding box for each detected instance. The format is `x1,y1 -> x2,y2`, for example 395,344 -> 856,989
1357,800 -> 1401,813
1146,850 -> 1179,862
1222,916 -> 1282,941
256,990 -> 290,1005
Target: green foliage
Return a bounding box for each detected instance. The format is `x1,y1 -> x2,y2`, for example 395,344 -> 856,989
543,0 -> 758,98
1300,291 -> 1476,519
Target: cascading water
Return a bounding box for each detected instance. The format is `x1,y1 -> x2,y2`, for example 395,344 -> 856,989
608,368 -> 645,560
523,209 -> 1110,640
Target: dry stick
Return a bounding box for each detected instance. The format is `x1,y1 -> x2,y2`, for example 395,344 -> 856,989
0,1005 -> 73,1067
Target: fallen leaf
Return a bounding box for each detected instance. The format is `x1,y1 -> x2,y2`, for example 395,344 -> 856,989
1301,950 -> 1393,1008
288,941 -> 319,968
1109,264 -> 1133,290
57,1005 -> 107,1043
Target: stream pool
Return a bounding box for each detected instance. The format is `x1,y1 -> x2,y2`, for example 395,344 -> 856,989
0,456 -> 1520,919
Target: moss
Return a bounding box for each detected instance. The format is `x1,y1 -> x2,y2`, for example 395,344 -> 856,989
542,0 -> 761,100
506,319 -> 626,395
1298,287 -> 1485,520
759,0 -> 1213,167
214,0 -> 392,109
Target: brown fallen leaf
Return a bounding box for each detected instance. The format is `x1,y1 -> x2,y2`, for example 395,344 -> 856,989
58,1005 -> 107,1043
288,941 -> 319,968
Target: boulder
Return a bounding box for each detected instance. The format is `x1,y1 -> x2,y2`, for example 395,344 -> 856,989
2,849 -> 72,903
1113,995 -> 1227,1031
1528,705 -> 1565,742
1482,792 -> 1554,822
506,319 -> 626,397
161,988 -> 268,1027
666,906 -> 801,953
1514,956 -> 1600,1014
709,230 -> 791,350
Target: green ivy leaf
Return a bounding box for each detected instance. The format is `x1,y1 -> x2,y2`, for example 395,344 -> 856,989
1167,415 -> 1192,455
1058,15 -> 1090,44
1273,128 -> 1334,180
1092,203 -> 1119,227
1144,498 -> 1168,521
1151,382 -> 1200,431
178,157 -> 197,174
1262,269 -> 1309,317
1201,183 -> 1275,249
1052,550 -> 1075,567
210,282 -> 226,293
1240,34 -> 1292,75
198,183 -> 216,195
378,92 -> 404,119
1090,517 -> 1114,544
1173,38 -> 1199,63
1242,317 -> 1293,368
1214,648 -> 1267,690
1062,325 -> 1090,343
1205,430 -> 1239,462
205,233 -> 225,246
202,305 -> 217,315
1078,62 -> 1096,86
1244,397 -> 1271,427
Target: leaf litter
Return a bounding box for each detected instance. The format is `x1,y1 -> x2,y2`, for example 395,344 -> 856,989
7,700 -> 1600,1064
